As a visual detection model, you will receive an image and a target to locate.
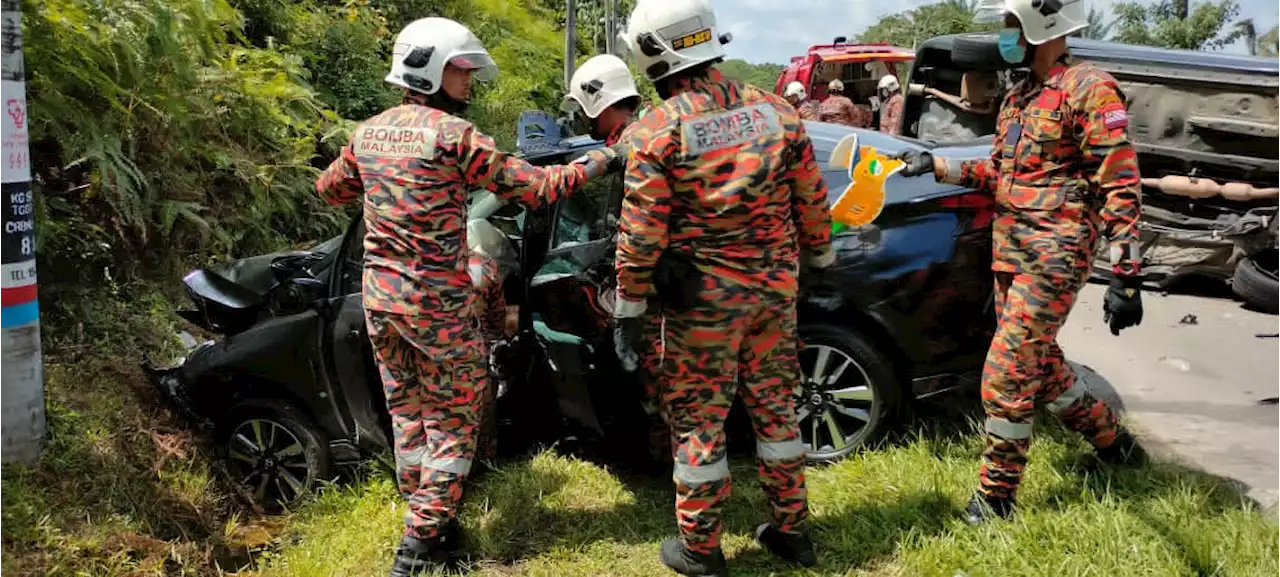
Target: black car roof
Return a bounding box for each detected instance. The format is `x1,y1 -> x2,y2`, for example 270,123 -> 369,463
520,119 -> 930,163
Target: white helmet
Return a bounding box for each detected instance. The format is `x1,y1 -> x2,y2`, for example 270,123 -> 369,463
561,54 -> 642,118
974,0 -> 1087,45
385,18 -> 498,95
877,74 -> 900,93
620,0 -> 732,82
828,79 -> 845,92
783,81 -> 807,100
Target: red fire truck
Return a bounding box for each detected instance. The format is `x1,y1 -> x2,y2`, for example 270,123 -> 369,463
775,37 -> 914,126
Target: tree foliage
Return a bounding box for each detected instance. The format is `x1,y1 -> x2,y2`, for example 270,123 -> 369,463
856,0 -> 995,48
1111,0 -> 1245,50
717,59 -> 784,90
24,0 -> 595,299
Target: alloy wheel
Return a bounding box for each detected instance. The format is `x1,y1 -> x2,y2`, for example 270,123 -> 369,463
796,344 -> 878,460
226,418 -> 315,508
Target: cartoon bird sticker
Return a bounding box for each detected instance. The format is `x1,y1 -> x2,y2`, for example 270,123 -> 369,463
826,133 -> 906,234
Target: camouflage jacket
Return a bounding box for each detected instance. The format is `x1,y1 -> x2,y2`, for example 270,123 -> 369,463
797,101 -> 817,121
818,94 -> 858,126
467,251 -> 507,342
880,93 -> 904,136
316,94 -> 592,325
612,73 -> 834,315
936,58 -> 1142,278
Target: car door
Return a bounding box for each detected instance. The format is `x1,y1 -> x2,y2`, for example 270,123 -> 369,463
324,216 -> 394,456
523,166 -> 628,435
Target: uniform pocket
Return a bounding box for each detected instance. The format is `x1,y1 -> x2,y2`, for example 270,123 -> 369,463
1009,108 -> 1067,210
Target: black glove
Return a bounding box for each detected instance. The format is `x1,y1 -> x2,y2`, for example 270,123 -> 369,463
1103,275 -> 1144,336
800,265 -> 844,311
893,150 -> 934,177
613,316 -> 645,373
572,145 -> 624,179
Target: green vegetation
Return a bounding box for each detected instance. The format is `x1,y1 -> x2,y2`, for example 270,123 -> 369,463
4,0 -> 1278,575
240,422 -> 1280,575
717,59 -> 785,91
855,0 -> 1275,56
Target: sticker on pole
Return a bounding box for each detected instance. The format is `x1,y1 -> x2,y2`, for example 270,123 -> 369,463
827,133 -> 904,233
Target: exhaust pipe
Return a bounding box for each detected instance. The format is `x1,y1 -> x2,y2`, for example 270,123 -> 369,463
1142,175 -> 1279,202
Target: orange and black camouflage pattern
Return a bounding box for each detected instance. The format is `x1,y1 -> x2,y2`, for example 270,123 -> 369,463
979,270 -> 1121,499
468,250 -> 506,461
316,93 -> 595,540
606,117 -> 672,455
937,58 -> 1142,278
797,100 -> 816,121
880,92 -> 904,136
366,311 -> 488,539
614,75 -> 833,303
468,251 -> 507,342
316,93 -> 592,349
818,93 -> 865,127
615,72 -> 830,554
662,294 -> 808,553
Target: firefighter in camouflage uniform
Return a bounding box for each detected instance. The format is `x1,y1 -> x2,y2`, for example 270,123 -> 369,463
563,54 -> 677,461
315,17 -> 621,576
783,81 -> 816,121
612,0 -> 842,574
896,0 -> 1149,524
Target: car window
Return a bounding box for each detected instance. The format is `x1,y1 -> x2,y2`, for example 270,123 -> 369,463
551,171 -> 622,250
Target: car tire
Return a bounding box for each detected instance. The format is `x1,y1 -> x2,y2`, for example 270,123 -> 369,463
1231,249 -> 1278,314
217,400 -> 332,514
950,33 -> 1009,71
796,323 -> 899,464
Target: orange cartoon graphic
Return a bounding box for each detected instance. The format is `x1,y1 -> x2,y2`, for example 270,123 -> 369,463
827,133 -> 905,234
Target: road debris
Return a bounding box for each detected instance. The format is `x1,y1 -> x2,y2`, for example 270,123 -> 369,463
1258,397 -> 1279,405
1179,313 -> 1198,325
1255,333 -> 1278,339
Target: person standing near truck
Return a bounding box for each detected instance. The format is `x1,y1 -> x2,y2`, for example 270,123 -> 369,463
894,0 -> 1148,525
612,0 -> 841,574
818,79 -> 867,127
877,74 -> 904,135
315,17 -> 621,576
783,81 -> 816,120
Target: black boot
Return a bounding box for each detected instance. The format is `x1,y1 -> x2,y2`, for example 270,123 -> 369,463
389,520 -> 465,577
659,538 -> 729,577
963,493 -> 1016,525
1095,428 -> 1148,467
754,523 -> 817,567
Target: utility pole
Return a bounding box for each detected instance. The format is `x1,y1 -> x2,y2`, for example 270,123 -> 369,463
604,0 -> 616,55
1,0 -> 45,464
564,0 -> 577,90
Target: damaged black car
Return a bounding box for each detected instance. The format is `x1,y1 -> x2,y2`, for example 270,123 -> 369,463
143,113 -> 999,511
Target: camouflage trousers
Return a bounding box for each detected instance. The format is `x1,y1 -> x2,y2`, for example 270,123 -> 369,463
366,310 -> 489,540
640,310 -> 672,460
979,271 -> 1122,500
661,294 -> 809,554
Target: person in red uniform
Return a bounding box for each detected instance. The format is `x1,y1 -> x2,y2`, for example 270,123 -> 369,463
613,0 -> 841,574
877,74 -> 904,135
783,81 -> 816,120
315,17 -> 621,576
562,54 -> 677,461
818,79 -> 862,126
895,0 -> 1148,525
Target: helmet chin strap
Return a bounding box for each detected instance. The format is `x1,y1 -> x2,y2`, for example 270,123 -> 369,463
426,90 -> 469,115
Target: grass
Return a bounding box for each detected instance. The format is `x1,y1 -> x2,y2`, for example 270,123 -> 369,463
3,288 -> 1276,576
251,422 -> 1278,577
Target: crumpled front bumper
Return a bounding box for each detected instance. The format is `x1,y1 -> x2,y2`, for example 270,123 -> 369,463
141,331 -> 215,428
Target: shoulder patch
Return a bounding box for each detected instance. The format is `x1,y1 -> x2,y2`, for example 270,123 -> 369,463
1102,104 -> 1128,130
680,103 -> 782,156
354,125 -> 438,160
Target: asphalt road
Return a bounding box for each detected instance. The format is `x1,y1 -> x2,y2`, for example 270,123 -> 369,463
1059,281 -> 1280,512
